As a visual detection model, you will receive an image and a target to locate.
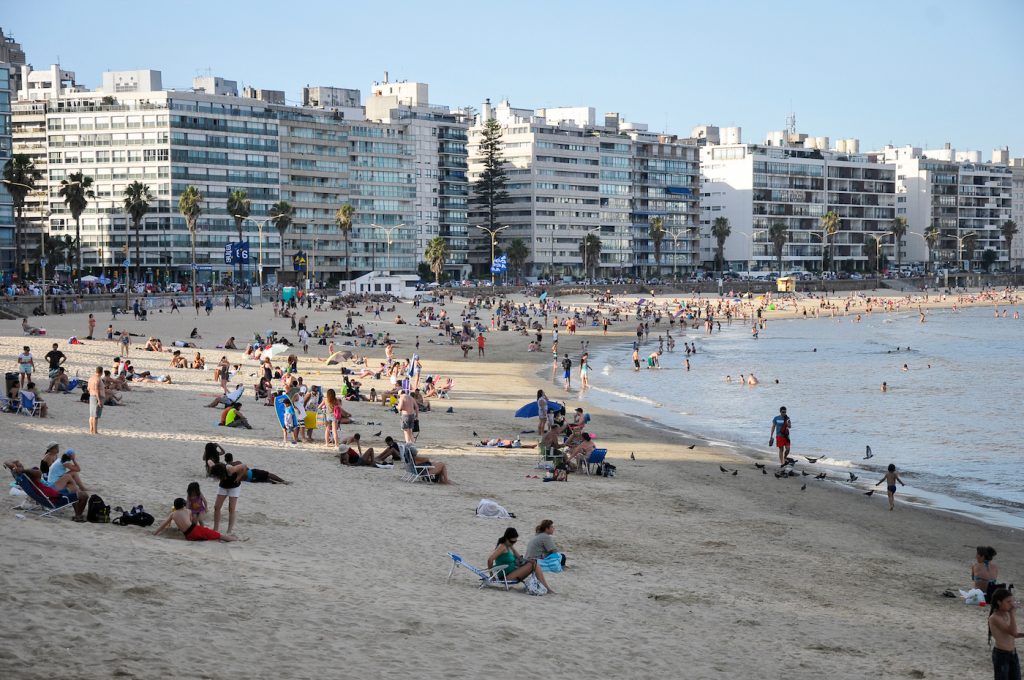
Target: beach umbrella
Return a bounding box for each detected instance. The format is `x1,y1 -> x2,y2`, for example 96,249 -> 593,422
264,343 -> 289,359
79,275 -> 99,283
98,276 -> 112,285
515,401 -> 564,418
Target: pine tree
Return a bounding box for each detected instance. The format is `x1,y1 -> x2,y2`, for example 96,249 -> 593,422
470,118 -> 510,231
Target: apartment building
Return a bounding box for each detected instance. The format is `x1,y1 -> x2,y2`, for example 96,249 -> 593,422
874,145 -> 1013,269
700,131 -> 896,272
1011,158 -> 1024,269
365,78 -> 470,278
0,62 -> 14,275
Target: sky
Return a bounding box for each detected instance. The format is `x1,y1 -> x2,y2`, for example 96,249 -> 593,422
6,0 -> 1023,155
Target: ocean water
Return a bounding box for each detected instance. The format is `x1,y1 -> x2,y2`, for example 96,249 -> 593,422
575,305 -> 1024,528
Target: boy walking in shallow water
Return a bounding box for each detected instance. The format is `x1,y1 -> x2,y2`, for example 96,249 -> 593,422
875,463 -> 905,511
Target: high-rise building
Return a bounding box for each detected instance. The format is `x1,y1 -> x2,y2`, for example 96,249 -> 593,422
1008,158 -> 1023,271
874,145 -> 1013,270
701,132 -> 896,272
365,78 -> 470,279
0,61 -> 14,276
0,27 -> 26,92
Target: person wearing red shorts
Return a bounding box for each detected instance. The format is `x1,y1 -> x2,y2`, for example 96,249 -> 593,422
153,497 -> 238,542
769,406 -> 792,466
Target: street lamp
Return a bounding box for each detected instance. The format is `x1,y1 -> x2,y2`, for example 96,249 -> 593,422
665,226 -> 698,281
581,226 -> 600,284
866,232 -> 893,277
369,222 -> 407,273
234,214 -> 286,290
475,224 -> 510,285
955,231 -> 977,268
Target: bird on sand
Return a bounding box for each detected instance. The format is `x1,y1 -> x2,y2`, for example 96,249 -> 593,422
373,431 -> 382,437
630,451 -> 636,461
687,444 -> 696,450
800,483 -> 807,491
761,468 -> 767,475
731,470 -> 738,476
754,463 -> 766,469
473,431 -> 478,437
815,472 -> 827,480
864,445 -> 873,460
848,472 -> 858,481
719,465 -> 731,473
805,456 -> 820,464
864,490 -> 875,496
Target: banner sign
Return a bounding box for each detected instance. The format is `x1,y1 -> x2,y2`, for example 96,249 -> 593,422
223,241 -> 251,265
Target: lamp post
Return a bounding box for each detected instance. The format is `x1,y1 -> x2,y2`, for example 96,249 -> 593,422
581,226 -> 600,284
665,227 -> 693,281
234,214 -> 285,291
866,232 -> 893,279
475,224 -> 509,285
369,222 -> 407,273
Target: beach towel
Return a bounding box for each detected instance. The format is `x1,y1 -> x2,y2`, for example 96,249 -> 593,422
475,499 -> 514,520
538,553 -> 564,573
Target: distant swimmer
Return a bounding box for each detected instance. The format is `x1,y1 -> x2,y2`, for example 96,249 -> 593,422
881,382 -> 888,392
725,375 -> 732,383
747,373 -> 759,385
875,463 -> 906,511
751,325 -> 759,340
902,364 -> 909,372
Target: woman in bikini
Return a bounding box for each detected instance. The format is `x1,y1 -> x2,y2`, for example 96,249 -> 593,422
972,546 -> 1000,600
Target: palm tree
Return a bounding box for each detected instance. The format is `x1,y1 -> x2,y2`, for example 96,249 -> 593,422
578,233 -> 602,279
924,225 -> 940,275
226,189 -> 250,286
819,210 -> 841,273
43,234 -> 75,281
711,216 -> 730,272
425,236 -> 449,284
178,186 -> 203,310
648,217 -> 666,277
768,221 -> 788,276
889,216 -> 908,273
3,154 -> 42,279
269,200 -> 294,283
335,203 -> 355,281
122,181 -> 152,284
961,232 -> 978,267
1000,219 -> 1018,272
506,237 -> 530,279
58,171 -> 95,281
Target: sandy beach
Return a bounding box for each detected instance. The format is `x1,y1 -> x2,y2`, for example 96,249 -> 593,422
1,288 -> 1020,680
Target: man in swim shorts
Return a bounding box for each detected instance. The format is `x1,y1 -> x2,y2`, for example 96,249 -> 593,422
769,406 -> 791,466
154,497 -> 237,541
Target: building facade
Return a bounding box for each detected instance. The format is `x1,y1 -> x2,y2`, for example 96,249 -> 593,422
0,62 -> 14,276
1011,159 -> 1024,270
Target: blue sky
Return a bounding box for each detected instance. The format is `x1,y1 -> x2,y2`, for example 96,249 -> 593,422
6,0 -> 1023,155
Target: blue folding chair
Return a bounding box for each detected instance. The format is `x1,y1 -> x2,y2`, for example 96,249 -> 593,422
581,448 -> 608,475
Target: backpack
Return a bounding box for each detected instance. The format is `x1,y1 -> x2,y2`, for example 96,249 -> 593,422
86,494 -> 110,523
112,505 -> 155,527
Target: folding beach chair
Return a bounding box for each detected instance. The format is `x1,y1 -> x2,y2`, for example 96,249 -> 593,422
401,444 -> 436,483
446,552 -> 521,591
580,448 -> 607,476
19,393 -> 42,417
12,474 -> 76,518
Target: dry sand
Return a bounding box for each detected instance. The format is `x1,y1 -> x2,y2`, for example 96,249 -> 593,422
0,290 -> 1020,680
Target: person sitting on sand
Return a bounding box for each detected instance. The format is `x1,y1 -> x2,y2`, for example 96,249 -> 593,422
972,546 -> 1000,600
44,449 -> 87,494
153,497 -> 238,541
383,436 -> 450,482
4,460 -> 88,520
192,352 -> 205,370
223,336 -> 237,350
144,337 -> 163,352
487,527 -> 555,594
170,350 -> 188,368
337,433 -> 377,466
205,385 -> 242,408
190,327 -> 202,339
525,519 -> 566,568
103,369 -> 130,392
47,367 -> 70,393
219,401 -> 252,429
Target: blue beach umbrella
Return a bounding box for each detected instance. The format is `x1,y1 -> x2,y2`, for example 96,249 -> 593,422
515,401 -> 564,418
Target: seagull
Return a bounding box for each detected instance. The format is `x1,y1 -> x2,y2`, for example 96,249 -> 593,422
731,470 -> 738,476
804,456 -> 820,464
630,451 -> 636,460
801,471 -> 809,476
848,472 -> 858,482
687,444 -> 696,450
815,472 -> 827,480
800,483 -> 807,491
783,458 -> 797,467
719,465 -> 730,473
446,406 -> 454,413
864,445 -> 873,460
864,490 -> 875,496
754,463 -> 766,469
472,431 -> 478,437
373,431 -> 382,437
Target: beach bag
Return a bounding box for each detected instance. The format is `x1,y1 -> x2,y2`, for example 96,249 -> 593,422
523,573 -> 547,596
304,410 -> 317,430
959,588 -> 986,605
112,506 -> 154,527
538,553 -> 564,573
412,418 -> 420,434
86,494 -> 110,523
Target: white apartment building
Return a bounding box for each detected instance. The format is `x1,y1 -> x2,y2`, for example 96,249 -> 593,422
701,131 -> 896,272
874,144 -> 1013,269
365,78 -> 470,278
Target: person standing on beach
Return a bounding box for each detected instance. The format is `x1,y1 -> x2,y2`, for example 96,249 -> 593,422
561,354 -> 572,390
537,389 -> 550,435
988,588 -> 1022,680
398,389 -> 418,444
768,406 -> 791,466
87,366 -> 105,434
16,345 -> 35,388
632,347 -> 640,372
87,313 -> 96,339
875,464 -> 905,511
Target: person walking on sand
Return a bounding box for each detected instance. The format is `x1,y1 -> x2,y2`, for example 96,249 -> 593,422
561,353 -> 572,390
768,406 -> 791,466
988,588 -> 1022,680
875,463 -> 905,511
477,333 -> 486,357
398,389 -> 418,444
87,366 -> 105,434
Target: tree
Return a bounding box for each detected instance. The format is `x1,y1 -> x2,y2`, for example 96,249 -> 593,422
889,216 -> 907,273
178,185 -> 203,310
863,238 -> 885,273
122,181 -> 152,283
425,236 -> 450,284
820,210 -> 841,273
58,172 -> 95,281
768,221 -> 788,276
961,232 -> 978,266
226,189 -> 250,286
711,217 -> 731,272
270,200 -> 294,282
1000,219 -> 1018,271
470,118 -> 511,266
924,226 -> 940,275
981,248 -> 998,272
648,217 -> 666,277
3,154 -> 42,279
335,203 -> 355,280
42,234 -> 75,281
578,233 -> 602,279
506,237 -> 530,279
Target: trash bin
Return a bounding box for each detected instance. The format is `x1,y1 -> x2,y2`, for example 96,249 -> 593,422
5,371 -> 18,395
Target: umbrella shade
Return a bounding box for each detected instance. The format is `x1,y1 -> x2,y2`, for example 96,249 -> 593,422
264,343 -> 290,359
98,276 -> 112,285
79,275 -> 99,283
515,401 -> 564,418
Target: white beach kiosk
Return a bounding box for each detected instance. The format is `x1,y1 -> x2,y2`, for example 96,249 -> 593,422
339,271 -> 420,298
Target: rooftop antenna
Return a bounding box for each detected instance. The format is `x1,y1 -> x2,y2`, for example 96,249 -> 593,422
786,110 -> 797,136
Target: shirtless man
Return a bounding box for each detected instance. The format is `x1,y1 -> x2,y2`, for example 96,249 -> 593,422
87,366 -> 105,434
988,588 -> 1022,680
154,497 -> 238,542
397,389 -> 418,444
874,463 -> 906,511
